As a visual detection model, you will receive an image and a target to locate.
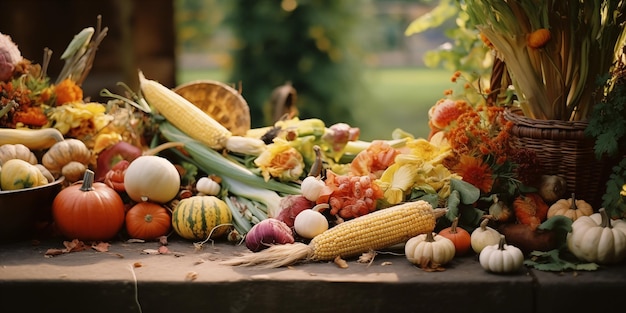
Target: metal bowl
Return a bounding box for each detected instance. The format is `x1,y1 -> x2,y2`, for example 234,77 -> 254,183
0,177 -> 65,241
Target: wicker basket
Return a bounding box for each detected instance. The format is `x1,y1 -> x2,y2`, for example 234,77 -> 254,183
504,109 -> 616,208
173,80 -> 251,136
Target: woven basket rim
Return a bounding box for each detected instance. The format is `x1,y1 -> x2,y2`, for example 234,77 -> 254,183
174,79 -> 245,97
504,108 -> 589,130
173,79 -> 250,136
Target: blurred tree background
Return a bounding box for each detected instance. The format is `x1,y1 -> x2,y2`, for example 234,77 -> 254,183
174,0 -> 452,134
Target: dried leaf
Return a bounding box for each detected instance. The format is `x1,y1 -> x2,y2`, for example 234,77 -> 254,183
92,242 -> 110,252
127,239 -> 145,243
157,245 -> 171,254
417,257 -> 446,272
64,239 -> 88,252
185,272 -> 198,281
44,249 -> 65,256
142,249 -> 160,255
133,262 -> 143,268
334,256 -> 349,269
158,236 -> 168,246
381,261 -> 393,266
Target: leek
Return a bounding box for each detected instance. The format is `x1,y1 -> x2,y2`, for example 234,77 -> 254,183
159,122 -> 301,195
221,175 -> 283,218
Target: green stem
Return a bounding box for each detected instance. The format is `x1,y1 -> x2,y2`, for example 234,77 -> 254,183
0,100 -> 16,119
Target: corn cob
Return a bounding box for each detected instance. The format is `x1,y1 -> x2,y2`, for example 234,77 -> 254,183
139,71 -> 266,155
221,200 -> 444,267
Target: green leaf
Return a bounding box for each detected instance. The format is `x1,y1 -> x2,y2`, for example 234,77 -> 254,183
538,215 -> 573,249
445,189 -> 461,221
459,206 -> 485,230
538,215 -> 572,232
404,0 -> 458,36
60,27 -> 94,60
524,249 -> 599,272
450,178 -> 481,204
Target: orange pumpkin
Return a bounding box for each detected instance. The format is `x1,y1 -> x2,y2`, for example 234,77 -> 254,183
547,193 -> 594,221
125,202 -> 172,240
52,169 -> 125,241
513,193 -> 549,231
438,217 -> 472,256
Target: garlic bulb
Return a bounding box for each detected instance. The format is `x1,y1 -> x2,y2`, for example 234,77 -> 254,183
196,176 -> 221,196
294,204 -> 329,239
301,176 -> 325,201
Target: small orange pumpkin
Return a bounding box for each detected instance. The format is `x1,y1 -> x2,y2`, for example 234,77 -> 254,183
513,193 -> 549,231
438,217 -> 471,256
125,202 -> 172,240
547,193 -> 593,221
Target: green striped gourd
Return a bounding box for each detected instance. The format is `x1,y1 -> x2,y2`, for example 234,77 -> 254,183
172,195 -> 233,240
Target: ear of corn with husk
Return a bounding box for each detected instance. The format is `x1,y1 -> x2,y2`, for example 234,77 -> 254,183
220,200 -> 445,268
139,71 -> 266,155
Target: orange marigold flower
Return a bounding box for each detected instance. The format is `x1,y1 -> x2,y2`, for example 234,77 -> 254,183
454,155 -> 493,193
443,89 -> 453,96
55,79 -> 83,105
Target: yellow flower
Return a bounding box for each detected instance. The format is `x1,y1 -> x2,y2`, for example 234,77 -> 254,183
254,138 -> 305,182
93,132 -> 123,154
406,138 -> 451,165
46,102 -> 111,134
378,154 -> 424,204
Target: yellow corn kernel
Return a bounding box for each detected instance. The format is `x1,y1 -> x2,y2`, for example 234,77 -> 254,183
309,200 -> 437,261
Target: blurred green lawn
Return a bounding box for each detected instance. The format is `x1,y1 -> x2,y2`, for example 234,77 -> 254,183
178,67 -> 452,141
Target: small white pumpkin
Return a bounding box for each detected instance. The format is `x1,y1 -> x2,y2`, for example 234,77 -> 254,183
471,218 -> 501,254
567,208 -> 626,264
294,204 -> 329,239
479,235 -> 524,274
405,232 -> 456,267
124,155 -> 180,203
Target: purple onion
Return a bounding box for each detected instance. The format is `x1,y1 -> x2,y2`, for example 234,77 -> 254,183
245,218 -> 295,252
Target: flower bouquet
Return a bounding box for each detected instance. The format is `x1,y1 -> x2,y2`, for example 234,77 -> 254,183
461,0 -> 626,208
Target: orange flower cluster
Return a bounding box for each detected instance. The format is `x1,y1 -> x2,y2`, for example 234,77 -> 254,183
445,105 -> 513,163
0,80 -> 48,128
55,79 -> 83,105
428,71 -> 541,198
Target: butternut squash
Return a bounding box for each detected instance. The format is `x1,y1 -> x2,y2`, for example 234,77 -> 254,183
0,128 -> 64,150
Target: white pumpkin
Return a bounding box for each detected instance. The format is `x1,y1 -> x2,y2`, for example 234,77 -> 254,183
405,232 -> 456,266
471,218 -> 501,254
124,155 -> 181,203
479,235 -> 524,274
567,208 -> 626,264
